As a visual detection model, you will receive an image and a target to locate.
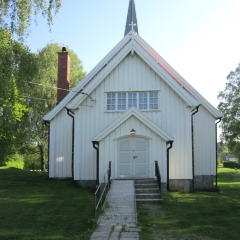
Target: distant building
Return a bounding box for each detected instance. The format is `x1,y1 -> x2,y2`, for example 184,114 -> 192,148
226,154 -> 238,162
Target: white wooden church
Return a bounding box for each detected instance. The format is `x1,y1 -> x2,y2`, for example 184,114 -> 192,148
43,0 -> 223,191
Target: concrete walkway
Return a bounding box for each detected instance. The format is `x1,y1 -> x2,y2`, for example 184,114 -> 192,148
90,180 -> 141,240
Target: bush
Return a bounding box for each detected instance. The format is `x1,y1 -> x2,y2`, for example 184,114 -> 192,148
223,161 -> 240,169
23,154 -> 41,170
5,154 -> 24,169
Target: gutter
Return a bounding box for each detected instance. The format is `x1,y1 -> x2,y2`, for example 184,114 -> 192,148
44,121 -> 50,177
66,108 -> 75,180
215,117 -> 222,190
191,104 -> 201,189
92,141 -> 100,185
166,141 -> 174,190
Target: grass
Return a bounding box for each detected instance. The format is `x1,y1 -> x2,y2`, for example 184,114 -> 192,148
0,167 -> 97,240
137,167 -> 240,240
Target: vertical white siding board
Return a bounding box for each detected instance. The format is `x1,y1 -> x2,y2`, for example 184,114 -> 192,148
73,109 -> 78,181
185,109 -> 192,179
194,106 -> 216,176
49,121 -> 55,178
49,109 -> 72,178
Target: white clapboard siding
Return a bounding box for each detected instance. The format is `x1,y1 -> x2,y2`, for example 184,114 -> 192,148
193,106 -> 216,175
72,53 -> 193,181
49,109 -> 73,178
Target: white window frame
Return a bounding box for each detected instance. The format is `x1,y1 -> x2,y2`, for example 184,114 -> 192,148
106,91 -> 159,112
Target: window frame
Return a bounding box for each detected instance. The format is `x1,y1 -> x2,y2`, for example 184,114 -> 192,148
106,91 -> 160,112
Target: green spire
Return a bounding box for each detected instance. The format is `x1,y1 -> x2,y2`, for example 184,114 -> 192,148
124,0 -> 138,36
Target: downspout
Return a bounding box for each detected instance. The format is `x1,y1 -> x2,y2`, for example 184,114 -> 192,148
66,108 -> 75,180
92,141 -> 100,185
191,104 -> 201,189
44,121 -> 50,177
215,117 -> 222,190
166,141 -> 174,191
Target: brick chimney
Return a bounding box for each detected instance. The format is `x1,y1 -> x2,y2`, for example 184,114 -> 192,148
57,47 -> 70,104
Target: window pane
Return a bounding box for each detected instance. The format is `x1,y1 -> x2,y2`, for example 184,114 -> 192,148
139,92 -> 148,110
118,93 -> 126,110
149,92 -> 158,109
128,92 -> 137,108
107,93 -> 116,110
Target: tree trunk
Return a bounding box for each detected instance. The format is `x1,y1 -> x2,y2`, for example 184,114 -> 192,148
39,145 -> 45,171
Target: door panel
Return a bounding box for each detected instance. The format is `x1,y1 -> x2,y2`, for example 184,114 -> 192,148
118,138 -> 148,178
119,139 -> 132,177
133,138 -> 148,178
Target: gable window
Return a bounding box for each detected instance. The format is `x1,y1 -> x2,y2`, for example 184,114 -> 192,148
128,93 -> 137,108
139,92 -> 148,110
107,93 -> 116,110
149,92 -> 158,109
107,92 -> 159,111
118,93 -> 126,110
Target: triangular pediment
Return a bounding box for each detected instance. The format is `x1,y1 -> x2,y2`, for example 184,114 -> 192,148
92,107 -> 174,142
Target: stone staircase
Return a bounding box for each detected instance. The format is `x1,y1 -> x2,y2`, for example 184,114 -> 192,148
134,179 -> 163,203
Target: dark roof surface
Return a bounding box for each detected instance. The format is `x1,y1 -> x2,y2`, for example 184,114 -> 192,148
124,0 -> 138,36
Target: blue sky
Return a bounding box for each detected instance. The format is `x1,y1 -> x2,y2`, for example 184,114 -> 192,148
26,0 -> 240,109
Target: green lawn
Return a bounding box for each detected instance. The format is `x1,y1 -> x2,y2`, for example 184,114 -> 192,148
137,167 -> 240,240
0,167 -> 96,240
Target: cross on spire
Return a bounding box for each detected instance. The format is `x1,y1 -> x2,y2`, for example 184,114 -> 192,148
129,21 -> 136,31
124,0 -> 138,36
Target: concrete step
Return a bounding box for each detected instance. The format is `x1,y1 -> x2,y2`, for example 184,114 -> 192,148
135,193 -> 161,199
135,188 -> 160,194
135,179 -> 158,184
136,198 -> 163,204
135,183 -> 158,188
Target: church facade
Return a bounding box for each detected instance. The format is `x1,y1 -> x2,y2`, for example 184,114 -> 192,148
43,0 -> 222,191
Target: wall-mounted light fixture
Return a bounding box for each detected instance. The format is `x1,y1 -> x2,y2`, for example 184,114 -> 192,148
130,129 -> 136,134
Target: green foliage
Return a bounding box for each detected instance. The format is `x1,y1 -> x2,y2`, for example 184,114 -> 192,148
0,0 -> 62,38
0,39 -> 86,169
218,63 -> 240,160
23,153 -> 41,170
0,28 -> 38,163
217,142 -> 228,163
5,154 -> 24,169
20,43 -> 86,170
223,161 -> 240,169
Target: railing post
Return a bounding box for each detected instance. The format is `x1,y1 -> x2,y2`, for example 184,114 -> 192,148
108,161 -> 111,187
95,193 -> 97,217
94,161 -> 112,216
154,161 -> 157,177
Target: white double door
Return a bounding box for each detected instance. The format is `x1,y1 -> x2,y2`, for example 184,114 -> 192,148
117,137 -> 149,179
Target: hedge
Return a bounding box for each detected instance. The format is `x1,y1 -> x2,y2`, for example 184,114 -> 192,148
223,161 -> 240,169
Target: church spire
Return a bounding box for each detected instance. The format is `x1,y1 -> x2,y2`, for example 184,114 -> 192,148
124,0 -> 138,36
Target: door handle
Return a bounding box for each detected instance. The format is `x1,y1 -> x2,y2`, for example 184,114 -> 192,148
133,156 -> 137,159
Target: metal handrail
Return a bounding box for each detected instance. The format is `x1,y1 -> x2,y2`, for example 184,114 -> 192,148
154,160 -> 162,196
94,161 -> 111,217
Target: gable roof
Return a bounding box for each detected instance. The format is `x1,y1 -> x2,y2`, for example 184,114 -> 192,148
43,32 -> 222,121
92,107 -> 174,142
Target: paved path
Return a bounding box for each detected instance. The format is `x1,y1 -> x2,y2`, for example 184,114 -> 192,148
90,180 -> 141,240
